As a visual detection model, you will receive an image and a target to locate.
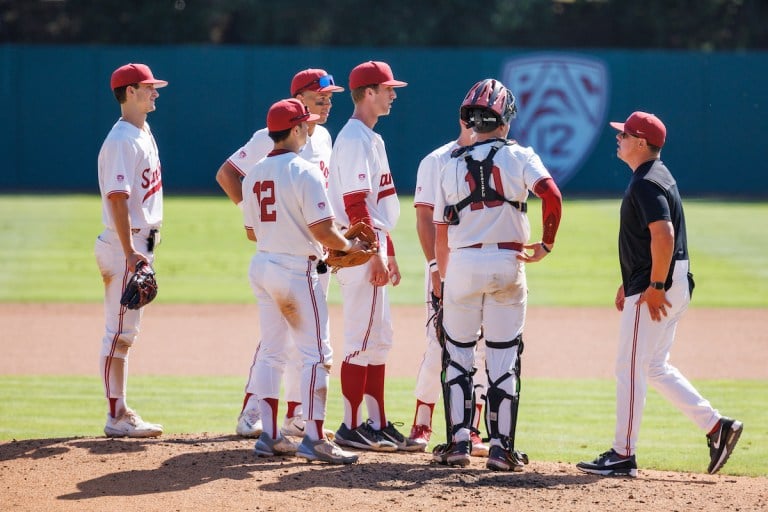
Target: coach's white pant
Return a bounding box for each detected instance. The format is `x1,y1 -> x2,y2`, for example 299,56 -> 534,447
613,260 -> 720,456
442,247 -> 527,441
249,252 -> 333,423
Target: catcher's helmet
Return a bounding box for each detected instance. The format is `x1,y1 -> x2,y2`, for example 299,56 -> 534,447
460,79 -> 517,133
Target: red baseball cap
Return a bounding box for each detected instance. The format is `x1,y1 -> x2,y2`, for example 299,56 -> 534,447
349,61 -> 408,89
291,69 -> 345,96
267,98 -> 321,131
610,111 -> 666,148
110,63 -> 168,90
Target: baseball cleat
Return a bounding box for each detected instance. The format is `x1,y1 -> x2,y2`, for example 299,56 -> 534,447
406,424 -> 432,452
280,415 -> 306,437
486,445 -> 526,472
445,440 -> 472,467
707,417 -> 743,474
296,436 -> 359,465
104,410 -> 163,438
334,422 -> 397,452
470,431 -> 489,457
576,449 -> 638,477
379,421 -> 423,451
236,408 -> 263,438
253,432 -> 298,457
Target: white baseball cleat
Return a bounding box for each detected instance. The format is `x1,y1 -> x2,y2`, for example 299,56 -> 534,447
280,415 -> 306,437
104,409 -> 163,438
236,408 -> 263,438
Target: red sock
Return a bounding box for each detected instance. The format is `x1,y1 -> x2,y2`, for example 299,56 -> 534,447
109,398 -> 118,418
241,393 -> 254,413
413,400 -> 435,426
286,401 -> 301,418
341,362 -> 367,428
708,420 -> 722,436
263,397 -> 279,438
365,364 -> 386,425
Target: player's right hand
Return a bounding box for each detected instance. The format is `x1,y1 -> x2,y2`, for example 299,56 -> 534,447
127,252 -> 149,273
369,254 -> 389,287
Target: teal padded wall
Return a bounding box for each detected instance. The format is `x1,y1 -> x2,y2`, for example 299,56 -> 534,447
1,45 -> 766,196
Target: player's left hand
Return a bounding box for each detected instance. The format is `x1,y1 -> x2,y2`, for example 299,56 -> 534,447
388,257 -> 401,286
517,242 -> 550,263
638,287 -> 672,322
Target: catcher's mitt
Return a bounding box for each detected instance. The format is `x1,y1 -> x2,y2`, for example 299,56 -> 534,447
326,222 -> 379,273
120,261 -> 158,310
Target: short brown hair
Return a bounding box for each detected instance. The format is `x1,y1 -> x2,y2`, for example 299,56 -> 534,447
351,84 -> 378,104
113,84 -> 138,104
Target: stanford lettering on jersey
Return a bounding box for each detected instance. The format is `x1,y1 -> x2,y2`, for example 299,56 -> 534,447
142,165 -> 162,202
377,172 -> 396,202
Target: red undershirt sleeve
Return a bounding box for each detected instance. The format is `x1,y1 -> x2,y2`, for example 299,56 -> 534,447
532,177 -> 562,245
386,233 -> 395,257
342,191 -> 372,227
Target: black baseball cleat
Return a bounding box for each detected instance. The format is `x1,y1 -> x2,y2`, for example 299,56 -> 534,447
576,449 -> 637,477
707,417 -> 743,474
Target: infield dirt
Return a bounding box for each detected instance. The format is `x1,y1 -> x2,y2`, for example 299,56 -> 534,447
1,303 -> 766,511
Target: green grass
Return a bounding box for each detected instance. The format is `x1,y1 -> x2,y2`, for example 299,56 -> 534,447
1,376 -> 765,476
0,195 -> 766,306
1,195 -> 766,476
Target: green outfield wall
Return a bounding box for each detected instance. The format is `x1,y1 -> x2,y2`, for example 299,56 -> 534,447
1,45 -> 766,196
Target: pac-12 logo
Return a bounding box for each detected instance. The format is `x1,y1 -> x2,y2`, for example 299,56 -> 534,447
502,54 -> 609,185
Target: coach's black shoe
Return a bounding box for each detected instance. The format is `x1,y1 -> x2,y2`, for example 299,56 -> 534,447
707,417 -> 743,474
335,422 -> 397,452
576,449 -> 637,477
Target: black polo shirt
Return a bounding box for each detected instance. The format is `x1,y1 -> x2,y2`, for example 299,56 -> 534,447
619,159 -> 689,296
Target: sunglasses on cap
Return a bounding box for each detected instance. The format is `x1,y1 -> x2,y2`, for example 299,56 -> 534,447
295,74 -> 336,94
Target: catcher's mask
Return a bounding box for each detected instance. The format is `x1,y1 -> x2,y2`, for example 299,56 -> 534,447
460,79 -> 517,133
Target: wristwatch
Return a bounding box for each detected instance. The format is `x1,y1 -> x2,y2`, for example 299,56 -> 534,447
649,281 -> 665,290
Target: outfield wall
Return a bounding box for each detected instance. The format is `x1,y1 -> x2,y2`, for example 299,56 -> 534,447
1,45 -> 766,196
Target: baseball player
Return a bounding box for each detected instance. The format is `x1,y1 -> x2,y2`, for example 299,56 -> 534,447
433,78 -> 562,470
94,63 -> 168,437
326,61 -> 414,451
242,98 -> 362,464
215,69 -> 344,440
577,111 -> 743,477
408,119 -> 489,457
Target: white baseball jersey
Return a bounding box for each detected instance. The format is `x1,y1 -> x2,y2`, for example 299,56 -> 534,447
328,119 -> 400,231
98,119 -> 163,230
413,140 -> 457,210
228,125 -> 333,186
433,141 -> 550,248
241,151 -> 334,259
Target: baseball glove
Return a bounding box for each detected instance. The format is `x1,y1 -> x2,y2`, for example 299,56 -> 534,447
326,222 -> 379,273
120,261 -> 158,310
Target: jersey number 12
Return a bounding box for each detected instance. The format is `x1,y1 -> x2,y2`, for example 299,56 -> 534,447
252,180 -> 276,222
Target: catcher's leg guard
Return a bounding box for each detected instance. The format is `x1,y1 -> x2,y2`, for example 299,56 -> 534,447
484,335 -> 524,451
442,334 -> 478,438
